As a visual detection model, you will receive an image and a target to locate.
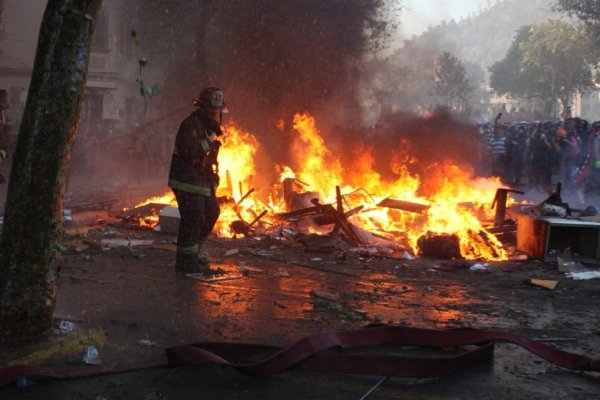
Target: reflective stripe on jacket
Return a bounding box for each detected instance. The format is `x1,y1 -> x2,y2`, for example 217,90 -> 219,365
168,110 -> 219,195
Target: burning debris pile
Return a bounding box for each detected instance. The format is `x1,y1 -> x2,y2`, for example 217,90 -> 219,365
121,113 -> 511,261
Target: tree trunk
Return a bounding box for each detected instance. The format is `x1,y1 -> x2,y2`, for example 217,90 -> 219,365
559,95 -> 571,119
0,0 -> 103,344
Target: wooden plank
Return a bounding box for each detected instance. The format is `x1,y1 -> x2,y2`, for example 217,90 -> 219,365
117,202 -> 168,219
377,198 -> 429,214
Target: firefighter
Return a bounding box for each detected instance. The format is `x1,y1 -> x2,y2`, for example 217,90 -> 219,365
168,87 -> 227,272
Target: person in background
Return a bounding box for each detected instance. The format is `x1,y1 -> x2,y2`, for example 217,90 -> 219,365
505,124 -> 527,186
528,124 -> 554,192
488,121 -> 507,180
574,121 -> 600,204
554,128 -> 581,189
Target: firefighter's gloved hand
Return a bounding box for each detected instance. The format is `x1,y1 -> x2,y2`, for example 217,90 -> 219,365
208,120 -> 223,136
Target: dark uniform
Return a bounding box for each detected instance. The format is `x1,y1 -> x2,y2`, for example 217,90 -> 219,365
168,88 -> 226,272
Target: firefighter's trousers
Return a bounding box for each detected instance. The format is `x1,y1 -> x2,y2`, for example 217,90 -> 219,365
173,189 -> 220,271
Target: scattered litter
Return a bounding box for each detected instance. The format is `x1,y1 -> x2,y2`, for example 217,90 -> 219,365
59,320 -> 75,332
100,238 -> 154,247
274,300 -> 287,309
237,265 -> 264,274
113,245 -> 145,258
310,257 -> 322,262
83,346 -> 101,365
565,271 -> 600,280
308,296 -> 365,322
311,290 -> 339,301
251,249 -> 272,258
68,240 -> 89,252
138,339 -> 156,347
527,279 -> 558,290
186,272 -> 242,282
224,248 -> 240,256
151,242 -> 176,251
15,376 -> 28,391
276,268 -> 290,277
556,257 -> 587,273
280,228 -> 297,237
470,263 -> 489,271
509,254 -> 528,261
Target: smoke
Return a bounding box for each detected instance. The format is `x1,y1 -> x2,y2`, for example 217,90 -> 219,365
325,107 -> 484,197
117,0 -> 490,201
141,0 -> 397,132
129,0 -> 400,195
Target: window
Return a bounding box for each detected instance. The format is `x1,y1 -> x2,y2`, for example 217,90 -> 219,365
81,93 -> 104,125
92,8 -> 109,49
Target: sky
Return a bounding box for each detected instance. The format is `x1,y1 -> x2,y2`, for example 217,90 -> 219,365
399,0 -> 493,37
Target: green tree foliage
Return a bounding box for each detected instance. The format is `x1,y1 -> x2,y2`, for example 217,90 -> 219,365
412,0 -> 557,70
433,51 -> 473,111
489,20 -> 595,115
555,0 -> 600,62
555,0 -> 600,39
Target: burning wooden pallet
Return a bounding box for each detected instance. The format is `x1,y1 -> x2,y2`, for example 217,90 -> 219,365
276,186 -> 364,247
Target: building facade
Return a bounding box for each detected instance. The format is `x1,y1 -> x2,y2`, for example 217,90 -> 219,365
0,0 -> 144,138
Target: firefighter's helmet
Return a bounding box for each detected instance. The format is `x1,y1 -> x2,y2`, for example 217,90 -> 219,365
193,87 -> 228,113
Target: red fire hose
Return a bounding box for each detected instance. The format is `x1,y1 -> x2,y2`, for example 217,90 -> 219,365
1,325 -> 598,388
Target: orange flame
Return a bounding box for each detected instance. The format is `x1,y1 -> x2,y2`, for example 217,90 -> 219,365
133,113 -> 507,260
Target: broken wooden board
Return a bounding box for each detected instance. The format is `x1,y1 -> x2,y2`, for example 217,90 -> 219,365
68,199 -> 118,213
579,215 -> 600,223
528,279 -> 558,290
186,272 -> 243,282
118,202 -> 168,219
377,198 -> 430,214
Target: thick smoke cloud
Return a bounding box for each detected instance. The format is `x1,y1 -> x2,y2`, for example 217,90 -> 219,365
330,108 -> 484,197
141,1 -> 395,151
121,0 -> 398,196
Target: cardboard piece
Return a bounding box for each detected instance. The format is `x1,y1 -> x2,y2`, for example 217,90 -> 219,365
159,206 -> 180,234
529,279 -> 558,290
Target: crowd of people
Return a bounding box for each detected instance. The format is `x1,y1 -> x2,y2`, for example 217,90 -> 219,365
480,115 -> 600,205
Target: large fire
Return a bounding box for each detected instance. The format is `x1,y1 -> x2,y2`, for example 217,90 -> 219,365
133,113 -> 507,261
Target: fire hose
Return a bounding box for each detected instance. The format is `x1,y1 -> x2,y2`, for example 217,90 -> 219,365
1,325 -> 598,388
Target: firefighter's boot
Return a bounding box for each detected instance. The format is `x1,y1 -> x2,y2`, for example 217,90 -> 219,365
197,236 -> 211,269
176,251 -> 200,273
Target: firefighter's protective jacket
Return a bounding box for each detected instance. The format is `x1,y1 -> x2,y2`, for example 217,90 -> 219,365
168,110 -> 220,196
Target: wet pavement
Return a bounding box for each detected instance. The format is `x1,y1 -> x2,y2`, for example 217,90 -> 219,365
1,216 -> 600,398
